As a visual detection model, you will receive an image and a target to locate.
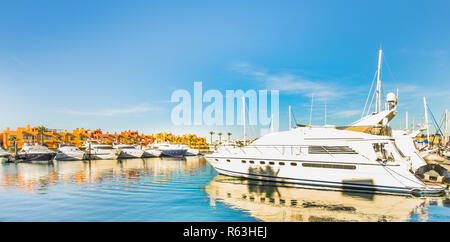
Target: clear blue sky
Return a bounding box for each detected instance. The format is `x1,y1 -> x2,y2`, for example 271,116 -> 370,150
1,0 -> 449,139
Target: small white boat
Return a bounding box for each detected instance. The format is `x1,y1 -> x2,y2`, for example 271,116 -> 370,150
83,141 -> 121,160
55,145 -> 86,161
0,147 -> 10,163
113,144 -> 145,159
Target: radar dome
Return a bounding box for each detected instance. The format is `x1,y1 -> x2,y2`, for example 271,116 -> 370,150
386,92 -> 396,102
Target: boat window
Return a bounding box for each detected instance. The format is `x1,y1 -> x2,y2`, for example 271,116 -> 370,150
308,146 -> 358,154
249,160 -> 255,164
241,160 -> 246,163
302,163 -> 356,170
290,162 -> 297,166
269,161 -> 275,165
260,161 -> 265,165
392,142 -> 405,158
279,162 -> 285,166
226,159 -> 230,162
97,146 -> 113,150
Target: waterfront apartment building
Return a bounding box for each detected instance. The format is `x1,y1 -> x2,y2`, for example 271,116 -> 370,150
0,125 -> 207,150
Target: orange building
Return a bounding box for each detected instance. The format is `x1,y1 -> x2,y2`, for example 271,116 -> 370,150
0,125 -> 93,149
0,125 -> 208,150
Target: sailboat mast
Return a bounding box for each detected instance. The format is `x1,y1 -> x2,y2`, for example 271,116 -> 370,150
423,96 -> 430,146
375,48 -> 383,113
242,96 -> 246,145
288,105 -> 292,131
405,111 -> 408,131
309,94 -> 314,126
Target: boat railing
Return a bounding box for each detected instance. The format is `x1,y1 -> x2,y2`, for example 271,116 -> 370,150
219,144 -> 308,156
217,144 -> 369,159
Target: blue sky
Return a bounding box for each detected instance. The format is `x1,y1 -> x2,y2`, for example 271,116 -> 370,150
1,0 -> 449,139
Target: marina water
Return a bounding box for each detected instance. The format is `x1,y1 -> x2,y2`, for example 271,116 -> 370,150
0,157 -> 448,222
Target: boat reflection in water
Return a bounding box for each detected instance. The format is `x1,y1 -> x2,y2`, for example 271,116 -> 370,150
205,175 -> 450,222
0,156 -> 207,193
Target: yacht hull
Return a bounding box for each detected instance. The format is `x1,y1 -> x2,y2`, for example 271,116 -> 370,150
55,152 -> 85,161
16,153 -> 56,162
86,152 -> 120,160
0,156 -> 10,163
142,149 -> 162,158
160,149 -> 187,157
206,157 -> 446,196
185,148 -> 200,156
118,150 -> 145,159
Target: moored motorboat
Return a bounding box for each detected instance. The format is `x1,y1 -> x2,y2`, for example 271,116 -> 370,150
205,127 -> 446,196
180,145 -> 199,156
113,144 -> 145,159
154,143 -> 187,157
83,141 -> 121,160
55,145 -> 86,161
16,143 -> 57,162
141,147 -> 162,158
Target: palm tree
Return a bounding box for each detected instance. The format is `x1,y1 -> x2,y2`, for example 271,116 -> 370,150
227,132 -> 232,141
218,132 -> 223,143
209,131 -> 215,144
187,134 -> 194,147
8,136 -> 19,155
36,126 -> 47,145
122,137 -> 131,144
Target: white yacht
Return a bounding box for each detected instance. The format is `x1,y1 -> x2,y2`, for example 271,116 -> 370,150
207,48 -> 447,196
0,147 -> 10,163
153,143 -> 187,157
83,141 -> 121,160
180,145 -> 200,156
205,127 -> 446,196
141,146 -> 163,158
16,143 -> 57,162
55,145 -> 86,161
113,144 -> 145,159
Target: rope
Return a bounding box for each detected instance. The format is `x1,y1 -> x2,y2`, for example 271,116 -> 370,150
375,158 -> 426,187
427,104 -> 444,136
362,70 -> 378,118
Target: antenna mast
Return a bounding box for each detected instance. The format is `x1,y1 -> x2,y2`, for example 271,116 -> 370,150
375,48 -> 383,113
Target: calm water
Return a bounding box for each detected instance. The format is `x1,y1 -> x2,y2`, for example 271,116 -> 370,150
0,157 -> 449,222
